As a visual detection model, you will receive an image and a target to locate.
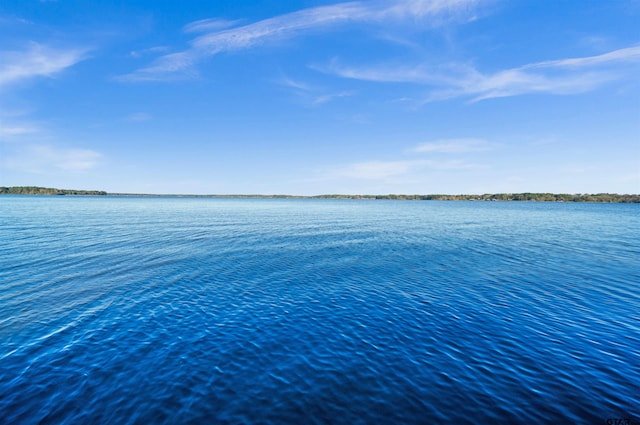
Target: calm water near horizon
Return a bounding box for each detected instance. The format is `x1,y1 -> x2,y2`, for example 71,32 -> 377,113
1,196 -> 638,424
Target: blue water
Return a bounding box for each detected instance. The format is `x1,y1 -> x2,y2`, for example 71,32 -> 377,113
1,197 -> 638,424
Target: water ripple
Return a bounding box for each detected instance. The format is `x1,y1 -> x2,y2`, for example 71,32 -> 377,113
1,197 -> 638,424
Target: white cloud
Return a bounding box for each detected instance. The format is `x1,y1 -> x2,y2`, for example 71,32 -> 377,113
336,159 -> 427,179
55,148 -> 102,171
183,18 -> 243,33
120,0 -> 481,81
412,138 -> 492,153
0,125 -> 38,138
331,158 -> 476,180
129,46 -> 169,58
523,45 -> 640,69
0,16 -> 33,25
4,145 -> 102,173
126,112 -> 152,122
320,134 -> 491,184
277,76 -> 314,91
276,75 -> 353,106
0,113 -> 43,142
312,91 -> 353,105
0,42 -> 87,87
322,45 -> 640,101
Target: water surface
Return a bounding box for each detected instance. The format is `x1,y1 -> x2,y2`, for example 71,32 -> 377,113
1,197 -> 638,424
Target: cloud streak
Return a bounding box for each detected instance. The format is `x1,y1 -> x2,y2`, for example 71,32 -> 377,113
4,145 -> 102,173
412,138 -> 492,153
276,75 -> 353,106
0,125 -> 38,138
183,18 -> 243,34
0,42 -> 87,87
323,136 -> 494,182
331,158 -> 477,180
322,45 -> 640,101
121,0 -> 481,81
335,159 -> 428,180
126,112 -> 152,122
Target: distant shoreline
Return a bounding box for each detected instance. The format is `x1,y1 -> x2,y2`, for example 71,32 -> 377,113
2,186 -> 639,203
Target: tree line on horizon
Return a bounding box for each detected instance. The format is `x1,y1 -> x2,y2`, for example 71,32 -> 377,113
1,186 -> 638,202
312,193 -> 640,202
0,186 -> 107,196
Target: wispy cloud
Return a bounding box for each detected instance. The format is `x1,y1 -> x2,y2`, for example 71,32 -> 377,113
129,46 -> 169,58
183,18 -> 243,33
330,158 -> 476,180
53,148 -> 102,171
312,91 -> 353,105
0,42 -> 88,87
120,0 -> 481,81
523,45 -> 640,69
322,45 -> 640,101
314,59 -> 470,87
412,138 -> 492,153
335,159 -> 427,180
0,112 -> 43,142
322,136 -> 492,182
0,125 -> 38,138
276,75 -> 353,105
4,144 -> 102,173
277,76 -> 314,92
125,112 -> 152,122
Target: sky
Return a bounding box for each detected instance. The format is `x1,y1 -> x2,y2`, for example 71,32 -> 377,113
1,0 -> 639,195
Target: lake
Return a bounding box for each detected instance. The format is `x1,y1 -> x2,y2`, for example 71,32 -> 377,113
1,196 -> 638,424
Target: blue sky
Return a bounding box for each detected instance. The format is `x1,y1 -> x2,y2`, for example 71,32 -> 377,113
1,0 -> 638,195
